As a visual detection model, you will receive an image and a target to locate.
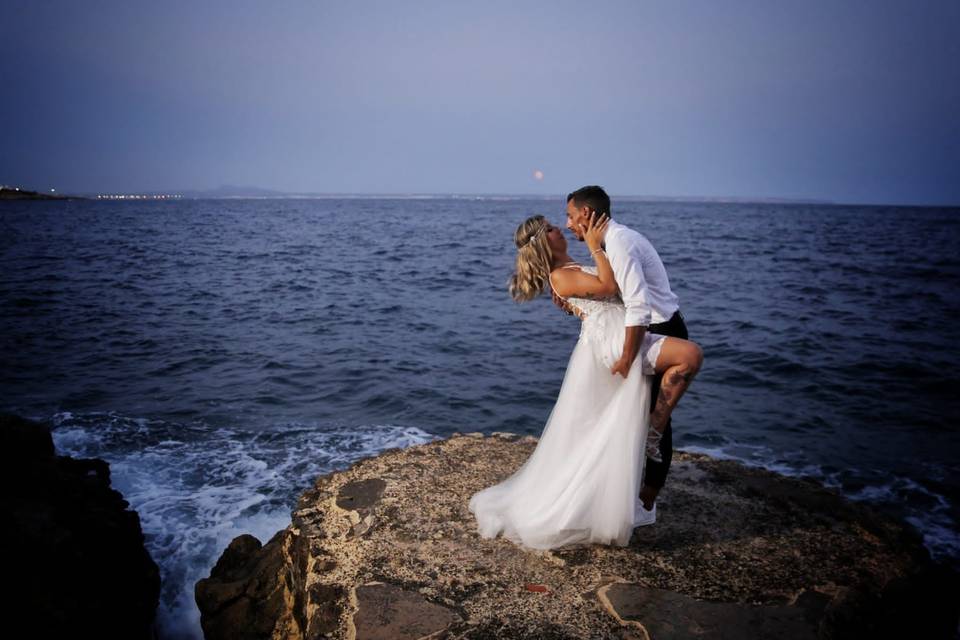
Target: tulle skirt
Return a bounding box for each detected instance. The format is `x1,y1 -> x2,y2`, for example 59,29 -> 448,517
468,309 -> 662,549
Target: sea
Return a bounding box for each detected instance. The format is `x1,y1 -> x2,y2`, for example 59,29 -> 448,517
2,197 -> 958,638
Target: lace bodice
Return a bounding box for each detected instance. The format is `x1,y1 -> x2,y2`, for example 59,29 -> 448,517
553,264 -> 623,319
550,264 -> 625,354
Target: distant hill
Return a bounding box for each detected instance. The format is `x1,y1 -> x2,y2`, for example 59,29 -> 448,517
180,184 -> 289,198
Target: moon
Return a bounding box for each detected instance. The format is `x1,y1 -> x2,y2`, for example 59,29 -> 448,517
533,169 -> 544,181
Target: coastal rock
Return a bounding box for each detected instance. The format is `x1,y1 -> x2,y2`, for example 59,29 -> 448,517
353,582 -> 460,639
0,413 -> 160,638
196,434 -> 958,639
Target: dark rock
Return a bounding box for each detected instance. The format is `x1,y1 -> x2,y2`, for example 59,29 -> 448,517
353,582 -> 461,639
602,582 -> 825,639
336,477 -> 386,516
195,530 -> 299,640
0,413 -> 160,639
204,534 -> 264,584
307,583 -> 347,635
0,411 -> 55,461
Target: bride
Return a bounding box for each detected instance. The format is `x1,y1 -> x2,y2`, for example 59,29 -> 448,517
468,212 -> 702,549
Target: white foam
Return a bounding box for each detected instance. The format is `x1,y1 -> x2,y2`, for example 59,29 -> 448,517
906,517 -> 960,560
680,443 -> 828,479
49,412 -> 437,640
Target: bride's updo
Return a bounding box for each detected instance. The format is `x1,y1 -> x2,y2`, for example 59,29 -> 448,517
508,214 -> 553,302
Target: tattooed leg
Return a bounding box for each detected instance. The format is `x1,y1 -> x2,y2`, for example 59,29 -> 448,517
645,367 -> 689,460
645,340 -> 703,462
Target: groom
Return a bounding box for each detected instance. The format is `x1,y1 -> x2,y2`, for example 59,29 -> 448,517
562,185 -> 689,526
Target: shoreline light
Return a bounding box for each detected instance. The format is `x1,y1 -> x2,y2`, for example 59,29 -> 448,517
95,194 -> 183,200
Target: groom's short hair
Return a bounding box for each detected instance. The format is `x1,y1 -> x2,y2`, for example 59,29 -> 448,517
567,185 -> 611,220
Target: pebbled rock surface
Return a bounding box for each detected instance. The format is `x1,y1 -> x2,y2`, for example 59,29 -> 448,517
196,432 -> 959,639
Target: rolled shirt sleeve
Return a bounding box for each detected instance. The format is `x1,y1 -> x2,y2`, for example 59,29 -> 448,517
606,234 -> 652,327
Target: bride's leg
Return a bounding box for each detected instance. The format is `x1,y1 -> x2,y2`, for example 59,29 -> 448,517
645,337 -> 703,462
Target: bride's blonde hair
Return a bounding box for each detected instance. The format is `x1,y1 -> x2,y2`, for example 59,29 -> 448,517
508,214 -> 553,302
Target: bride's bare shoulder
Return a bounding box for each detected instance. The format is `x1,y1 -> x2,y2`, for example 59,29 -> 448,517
549,264 -> 582,297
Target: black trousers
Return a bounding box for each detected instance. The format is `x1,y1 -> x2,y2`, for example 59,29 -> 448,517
642,310 -> 688,490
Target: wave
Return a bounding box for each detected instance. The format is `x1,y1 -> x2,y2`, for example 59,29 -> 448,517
46,411 -> 438,640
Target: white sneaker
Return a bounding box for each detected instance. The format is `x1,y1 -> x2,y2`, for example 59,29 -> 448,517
634,500 -> 656,527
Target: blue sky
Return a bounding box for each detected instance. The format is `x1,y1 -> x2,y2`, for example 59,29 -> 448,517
2,0 -> 958,204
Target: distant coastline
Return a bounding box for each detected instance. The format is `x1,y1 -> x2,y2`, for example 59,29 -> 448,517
5,183 -> 956,207
0,187 -> 77,201
140,185 -> 840,204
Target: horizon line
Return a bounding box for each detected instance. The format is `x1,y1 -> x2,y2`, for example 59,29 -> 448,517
3,184 -> 958,208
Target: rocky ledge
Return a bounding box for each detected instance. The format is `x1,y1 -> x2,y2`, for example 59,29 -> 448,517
196,433 -> 958,639
0,413 -> 160,638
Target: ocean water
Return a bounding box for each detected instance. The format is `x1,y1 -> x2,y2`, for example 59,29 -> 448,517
2,197 -> 958,638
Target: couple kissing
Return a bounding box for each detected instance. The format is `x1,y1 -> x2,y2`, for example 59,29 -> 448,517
469,185 -> 703,549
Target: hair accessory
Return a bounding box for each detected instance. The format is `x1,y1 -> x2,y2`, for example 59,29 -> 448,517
520,223 -> 546,248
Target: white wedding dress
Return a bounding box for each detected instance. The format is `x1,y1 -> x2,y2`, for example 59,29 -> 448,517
468,265 -> 666,549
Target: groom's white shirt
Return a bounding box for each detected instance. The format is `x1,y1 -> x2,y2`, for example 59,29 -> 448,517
603,219 -> 679,327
